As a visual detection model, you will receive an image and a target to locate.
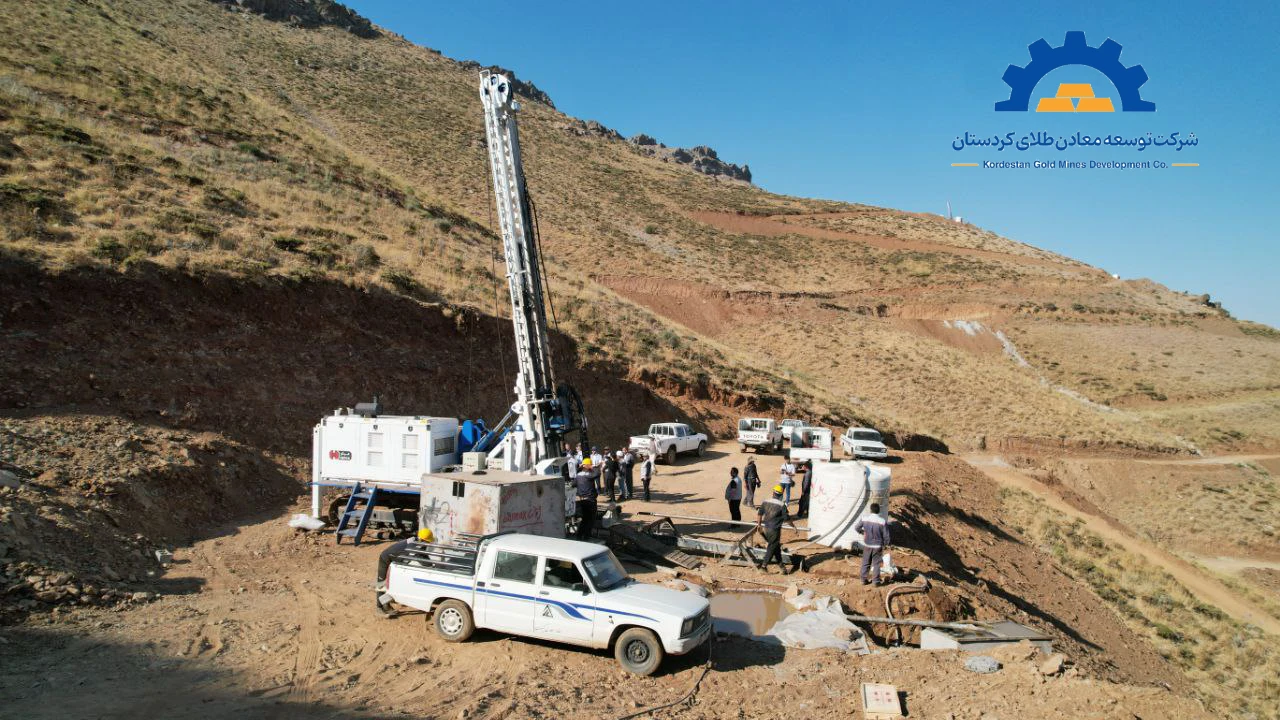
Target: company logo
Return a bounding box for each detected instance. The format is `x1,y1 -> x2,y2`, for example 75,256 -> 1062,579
328,449 -> 352,461
995,32 -> 1155,113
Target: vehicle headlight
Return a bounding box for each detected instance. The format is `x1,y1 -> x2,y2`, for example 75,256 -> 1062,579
681,617 -> 695,635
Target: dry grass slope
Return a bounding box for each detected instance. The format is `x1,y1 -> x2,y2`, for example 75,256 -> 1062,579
1,0 -> 1277,455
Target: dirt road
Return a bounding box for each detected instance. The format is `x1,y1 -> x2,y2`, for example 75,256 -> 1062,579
964,454 -> 1280,635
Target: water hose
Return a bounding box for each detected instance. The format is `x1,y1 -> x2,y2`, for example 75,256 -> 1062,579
613,633 -> 715,720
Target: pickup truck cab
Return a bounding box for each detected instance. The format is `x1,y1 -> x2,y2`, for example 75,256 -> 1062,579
737,417 -> 782,454
386,533 -> 711,675
841,427 -> 889,459
780,419 -> 805,446
788,426 -> 833,462
629,423 -> 708,464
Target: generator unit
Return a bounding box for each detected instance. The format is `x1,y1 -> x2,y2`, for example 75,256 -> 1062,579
418,469 -> 568,544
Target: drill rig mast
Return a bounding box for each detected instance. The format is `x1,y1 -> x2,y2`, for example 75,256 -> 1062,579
477,71 -> 588,473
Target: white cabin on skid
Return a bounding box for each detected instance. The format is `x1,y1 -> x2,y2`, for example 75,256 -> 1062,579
310,408 -> 459,518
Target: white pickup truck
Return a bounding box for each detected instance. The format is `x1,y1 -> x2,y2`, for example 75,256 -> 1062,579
385,533 -> 711,675
737,417 -> 783,454
788,426 -> 833,462
840,427 -> 889,460
629,422 -> 708,464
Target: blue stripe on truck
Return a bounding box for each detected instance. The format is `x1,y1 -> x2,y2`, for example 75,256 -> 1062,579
410,576 -> 655,622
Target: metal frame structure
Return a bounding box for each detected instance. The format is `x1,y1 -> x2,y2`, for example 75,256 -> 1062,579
477,71 -> 587,474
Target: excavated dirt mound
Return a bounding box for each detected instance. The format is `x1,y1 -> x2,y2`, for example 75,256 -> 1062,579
0,414 -> 303,622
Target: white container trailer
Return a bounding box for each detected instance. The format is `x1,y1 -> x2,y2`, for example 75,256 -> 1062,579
310,410 -> 460,518
418,469 -> 568,544
806,461 -> 890,550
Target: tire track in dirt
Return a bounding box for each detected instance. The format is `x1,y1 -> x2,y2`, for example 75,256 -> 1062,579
288,591 -> 323,704
965,454 -> 1280,635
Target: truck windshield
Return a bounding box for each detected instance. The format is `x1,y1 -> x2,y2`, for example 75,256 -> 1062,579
739,419 -> 767,431
583,551 -> 629,592
854,431 -> 882,442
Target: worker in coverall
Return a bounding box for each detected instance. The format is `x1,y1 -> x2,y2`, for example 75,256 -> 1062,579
574,458 -> 600,540
797,461 -> 813,518
756,485 -> 791,574
376,527 -> 434,615
854,503 -> 890,585
743,457 -> 760,508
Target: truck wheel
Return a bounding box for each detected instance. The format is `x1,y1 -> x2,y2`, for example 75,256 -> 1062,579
697,441 -> 706,457
665,446 -> 677,465
614,627 -> 664,676
739,442 -> 746,453
433,599 -> 474,643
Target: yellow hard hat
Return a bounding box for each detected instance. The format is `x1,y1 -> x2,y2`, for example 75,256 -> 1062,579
417,528 -> 435,543
773,484 -> 784,494
580,458 -> 593,467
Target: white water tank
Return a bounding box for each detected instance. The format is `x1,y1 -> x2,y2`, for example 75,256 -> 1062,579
806,461 -> 890,550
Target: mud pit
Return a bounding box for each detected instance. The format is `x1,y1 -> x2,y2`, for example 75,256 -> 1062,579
710,591 -> 791,637
0,444 -> 1209,719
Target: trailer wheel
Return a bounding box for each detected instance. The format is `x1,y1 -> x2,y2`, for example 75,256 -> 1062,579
697,441 -> 706,457
433,600 -> 474,642
614,627 -> 664,676
665,446 -> 677,465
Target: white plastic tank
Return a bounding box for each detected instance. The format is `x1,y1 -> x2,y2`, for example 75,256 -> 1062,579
806,460 -> 890,550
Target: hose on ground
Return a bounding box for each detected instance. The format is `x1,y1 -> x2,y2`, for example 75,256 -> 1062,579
885,575 -> 931,645
613,633 -> 715,720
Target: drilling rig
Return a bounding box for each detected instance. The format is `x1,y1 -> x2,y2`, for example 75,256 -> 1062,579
308,72 -> 589,543
469,70 -> 589,474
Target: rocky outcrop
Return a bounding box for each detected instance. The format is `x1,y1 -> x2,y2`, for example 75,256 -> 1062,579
561,118 -> 622,140
627,135 -> 751,183
457,62 -> 555,108
208,0 -> 379,38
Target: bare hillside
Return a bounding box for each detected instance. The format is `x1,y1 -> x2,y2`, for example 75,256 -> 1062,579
3,0 -> 1277,454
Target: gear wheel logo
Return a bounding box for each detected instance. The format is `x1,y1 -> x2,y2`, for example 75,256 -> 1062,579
996,31 -> 1155,112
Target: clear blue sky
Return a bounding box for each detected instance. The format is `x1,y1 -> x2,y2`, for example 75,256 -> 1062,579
347,0 -> 1279,327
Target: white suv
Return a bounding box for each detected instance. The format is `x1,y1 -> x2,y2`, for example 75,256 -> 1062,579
841,427 -> 888,459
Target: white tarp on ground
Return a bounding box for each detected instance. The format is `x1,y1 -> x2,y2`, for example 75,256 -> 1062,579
765,596 -> 870,654
288,513 -> 326,531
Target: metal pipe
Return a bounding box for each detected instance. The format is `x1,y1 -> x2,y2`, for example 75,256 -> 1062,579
844,615 -> 984,631
635,511 -> 810,533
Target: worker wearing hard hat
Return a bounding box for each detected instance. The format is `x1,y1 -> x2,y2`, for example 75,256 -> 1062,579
755,484 -> 791,574
376,527 -> 434,616
573,458 -> 600,540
